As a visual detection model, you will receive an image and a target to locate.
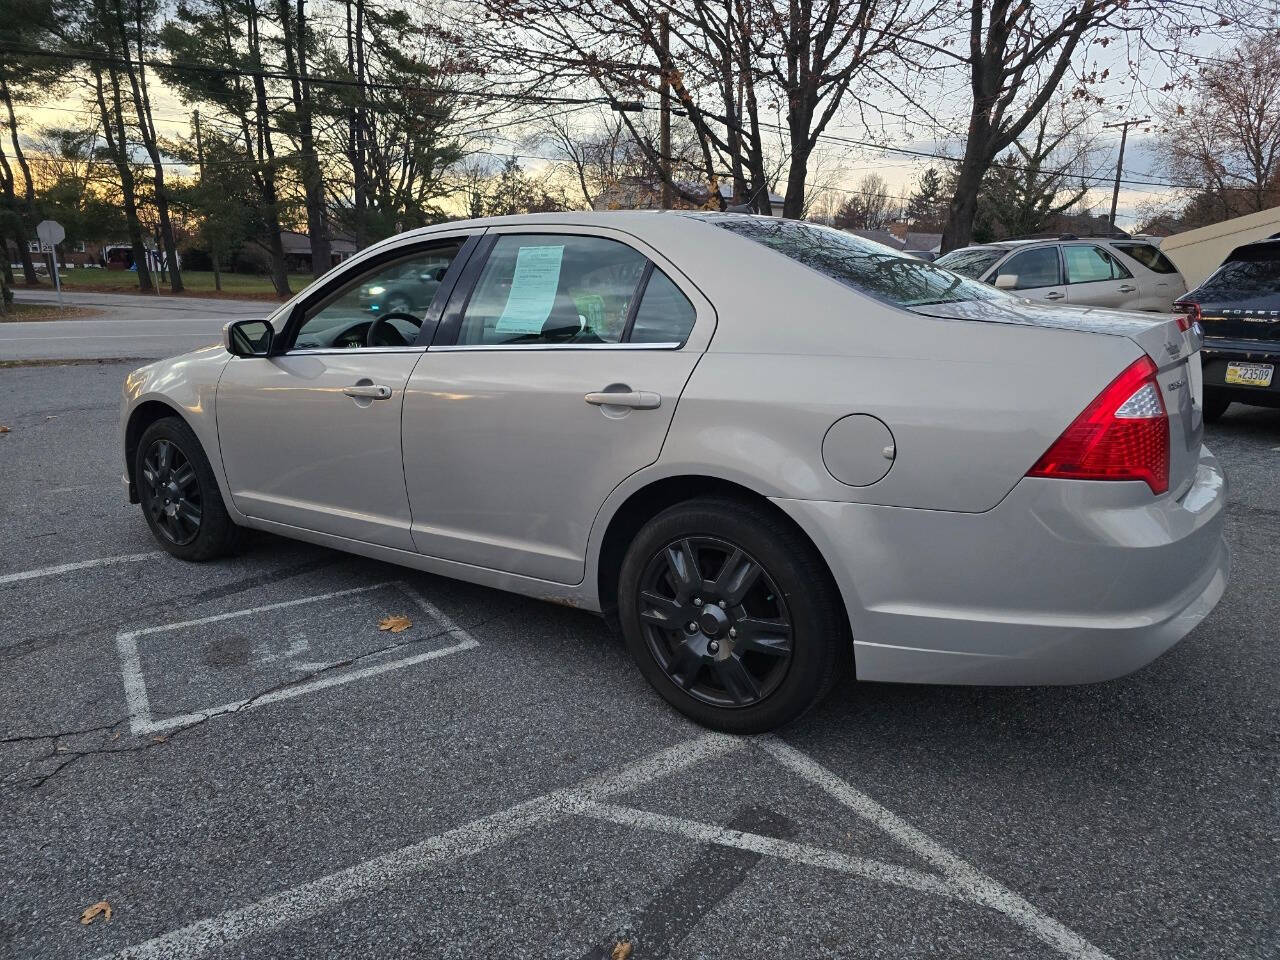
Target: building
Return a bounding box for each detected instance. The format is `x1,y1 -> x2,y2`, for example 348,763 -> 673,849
280,230 -> 358,272
1160,206 -> 1280,288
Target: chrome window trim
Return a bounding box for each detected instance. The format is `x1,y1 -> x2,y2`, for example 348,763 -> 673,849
428,342 -> 683,352
285,346 -> 427,356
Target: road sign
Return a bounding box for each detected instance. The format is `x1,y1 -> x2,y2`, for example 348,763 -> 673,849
36,220 -> 65,309
36,220 -> 65,247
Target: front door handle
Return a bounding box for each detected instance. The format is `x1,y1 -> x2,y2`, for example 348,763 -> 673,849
1119,284 -> 1137,293
584,390 -> 662,410
1044,291 -> 1066,300
343,384 -> 392,400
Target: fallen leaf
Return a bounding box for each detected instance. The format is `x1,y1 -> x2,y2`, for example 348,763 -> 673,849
0,425 -> 10,433
151,735 -> 168,744
378,614 -> 412,634
611,942 -> 633,960
80,901 -> 112,925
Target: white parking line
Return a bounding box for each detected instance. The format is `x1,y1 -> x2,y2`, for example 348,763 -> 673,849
102,734 -> 1114,960
577,800 -> 961,899
0,551 -> 163,586
116,581 -> 480,735
759,737 -> 1114,960
99,733 -> 744,960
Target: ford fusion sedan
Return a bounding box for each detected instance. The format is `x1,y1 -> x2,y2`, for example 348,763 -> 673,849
1175,236 -> 1280,421
121,213 -> 1228,733
935,236 -> 1187,311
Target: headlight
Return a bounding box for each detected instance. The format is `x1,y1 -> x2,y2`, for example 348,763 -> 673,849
367,285 -> 386,296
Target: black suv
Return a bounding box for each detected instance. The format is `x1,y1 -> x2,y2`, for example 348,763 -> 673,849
1178,237 -> 1280,421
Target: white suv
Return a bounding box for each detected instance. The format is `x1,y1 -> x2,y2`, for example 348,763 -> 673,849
935,237 -> 1187,311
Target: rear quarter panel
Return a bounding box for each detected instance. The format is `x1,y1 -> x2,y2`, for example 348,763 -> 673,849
657,226 -> 1144,513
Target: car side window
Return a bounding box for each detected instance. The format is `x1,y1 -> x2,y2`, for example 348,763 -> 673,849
457,235 -> 648,346
998,247 -> 1061,289
291,241 -> 465,351
1064,245 -> 1132,284
628,268 -> 697,344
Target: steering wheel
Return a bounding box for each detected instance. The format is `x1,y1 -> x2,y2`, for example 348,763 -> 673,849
365,312 -> 423,348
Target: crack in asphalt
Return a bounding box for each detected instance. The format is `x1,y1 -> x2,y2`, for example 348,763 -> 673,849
2,609 -> 507,792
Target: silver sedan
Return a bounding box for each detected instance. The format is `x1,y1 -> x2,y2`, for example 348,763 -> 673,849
121,213 -> 1229,732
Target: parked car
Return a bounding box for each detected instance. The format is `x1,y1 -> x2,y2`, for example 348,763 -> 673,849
1176,236 -> 1280,421
934,236 -> 1187,311
121,213 -> 1227,733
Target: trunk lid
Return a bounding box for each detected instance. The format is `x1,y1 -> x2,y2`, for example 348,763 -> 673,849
911,299 -> 1203,499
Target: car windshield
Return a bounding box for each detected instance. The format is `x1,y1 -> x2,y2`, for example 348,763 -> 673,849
1194,253 -> 1280,305
709,217 -> 1005,307
933,247 -> 1005,279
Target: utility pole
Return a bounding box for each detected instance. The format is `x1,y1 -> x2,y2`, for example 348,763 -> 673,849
1103,117 -> 1149,233
193,109 -> 222,292
659,12 -> 672,210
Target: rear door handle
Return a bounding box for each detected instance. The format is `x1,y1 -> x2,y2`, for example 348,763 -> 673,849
1044,291 -> 1065,300
343,384 -> 392,400
584,390 -> 662,409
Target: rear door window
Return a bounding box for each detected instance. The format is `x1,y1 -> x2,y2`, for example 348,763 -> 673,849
1063,245 -> 1131,284
457,235 -> 648,345
999,247 -> 1062,289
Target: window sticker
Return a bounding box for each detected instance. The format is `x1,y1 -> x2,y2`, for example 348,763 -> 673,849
495,244 -> 565,334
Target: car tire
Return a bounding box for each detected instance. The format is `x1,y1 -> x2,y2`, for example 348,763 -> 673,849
1202,392 -> 1231,423
617,496 -> 845,734
135,416 -> 241,562
385,294 -> 412,316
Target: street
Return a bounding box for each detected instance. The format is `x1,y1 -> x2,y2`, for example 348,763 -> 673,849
1,290 -> 274,362
1,357 -> 1276,960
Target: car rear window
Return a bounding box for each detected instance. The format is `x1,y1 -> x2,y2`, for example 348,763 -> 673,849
710,217 -> 1003,308
1111,242 -> 1179,274
1195,253 -> 1280,302
932,247 -> 1005,279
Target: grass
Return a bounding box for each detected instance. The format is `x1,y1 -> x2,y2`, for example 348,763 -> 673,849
0,302 -> 101,321
18,270 -> 314,299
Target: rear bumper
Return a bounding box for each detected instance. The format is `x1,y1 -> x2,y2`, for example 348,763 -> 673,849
773,445 -> 1229,685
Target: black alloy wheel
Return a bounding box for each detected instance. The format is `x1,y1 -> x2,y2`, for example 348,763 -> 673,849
134,416 -> 241,561
618,496 -> 845,733
140,437 -> 203,545
637,536 -> 793,709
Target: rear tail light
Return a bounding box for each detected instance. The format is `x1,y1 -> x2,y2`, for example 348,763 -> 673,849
1027,356 -> 1169,494
1172,300 -> 1200,333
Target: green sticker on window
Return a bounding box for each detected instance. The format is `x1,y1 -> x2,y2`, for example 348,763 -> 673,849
495,245 -> 564,334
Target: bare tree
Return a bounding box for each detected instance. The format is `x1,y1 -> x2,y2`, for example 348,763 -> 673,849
832,173 -> 894,230
478,0 -> 931,217
1159,34 -> 1280,224
920,0 -> 1255,252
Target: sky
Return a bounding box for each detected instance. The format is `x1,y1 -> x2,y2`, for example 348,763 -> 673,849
13,9 -> 1242,231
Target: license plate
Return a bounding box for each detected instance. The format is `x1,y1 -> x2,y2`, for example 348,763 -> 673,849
1225,362 -> 1274,387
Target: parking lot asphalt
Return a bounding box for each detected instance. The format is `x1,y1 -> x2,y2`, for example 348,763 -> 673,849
1,360 -> 1277,960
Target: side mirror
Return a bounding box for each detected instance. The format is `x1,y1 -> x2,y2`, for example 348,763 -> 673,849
993,274 -> 1019,290
224,319 -> 273,357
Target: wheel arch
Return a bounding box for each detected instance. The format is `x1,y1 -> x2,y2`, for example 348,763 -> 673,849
124,399 -> 190,502
594,474 -> 854,668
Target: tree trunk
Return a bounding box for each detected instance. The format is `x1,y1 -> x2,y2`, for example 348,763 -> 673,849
276,0 -> 330,275
117,0 -> 183,292
940,143 -> 989,253
1,77 -> 39,284
93,62 -> 153,292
